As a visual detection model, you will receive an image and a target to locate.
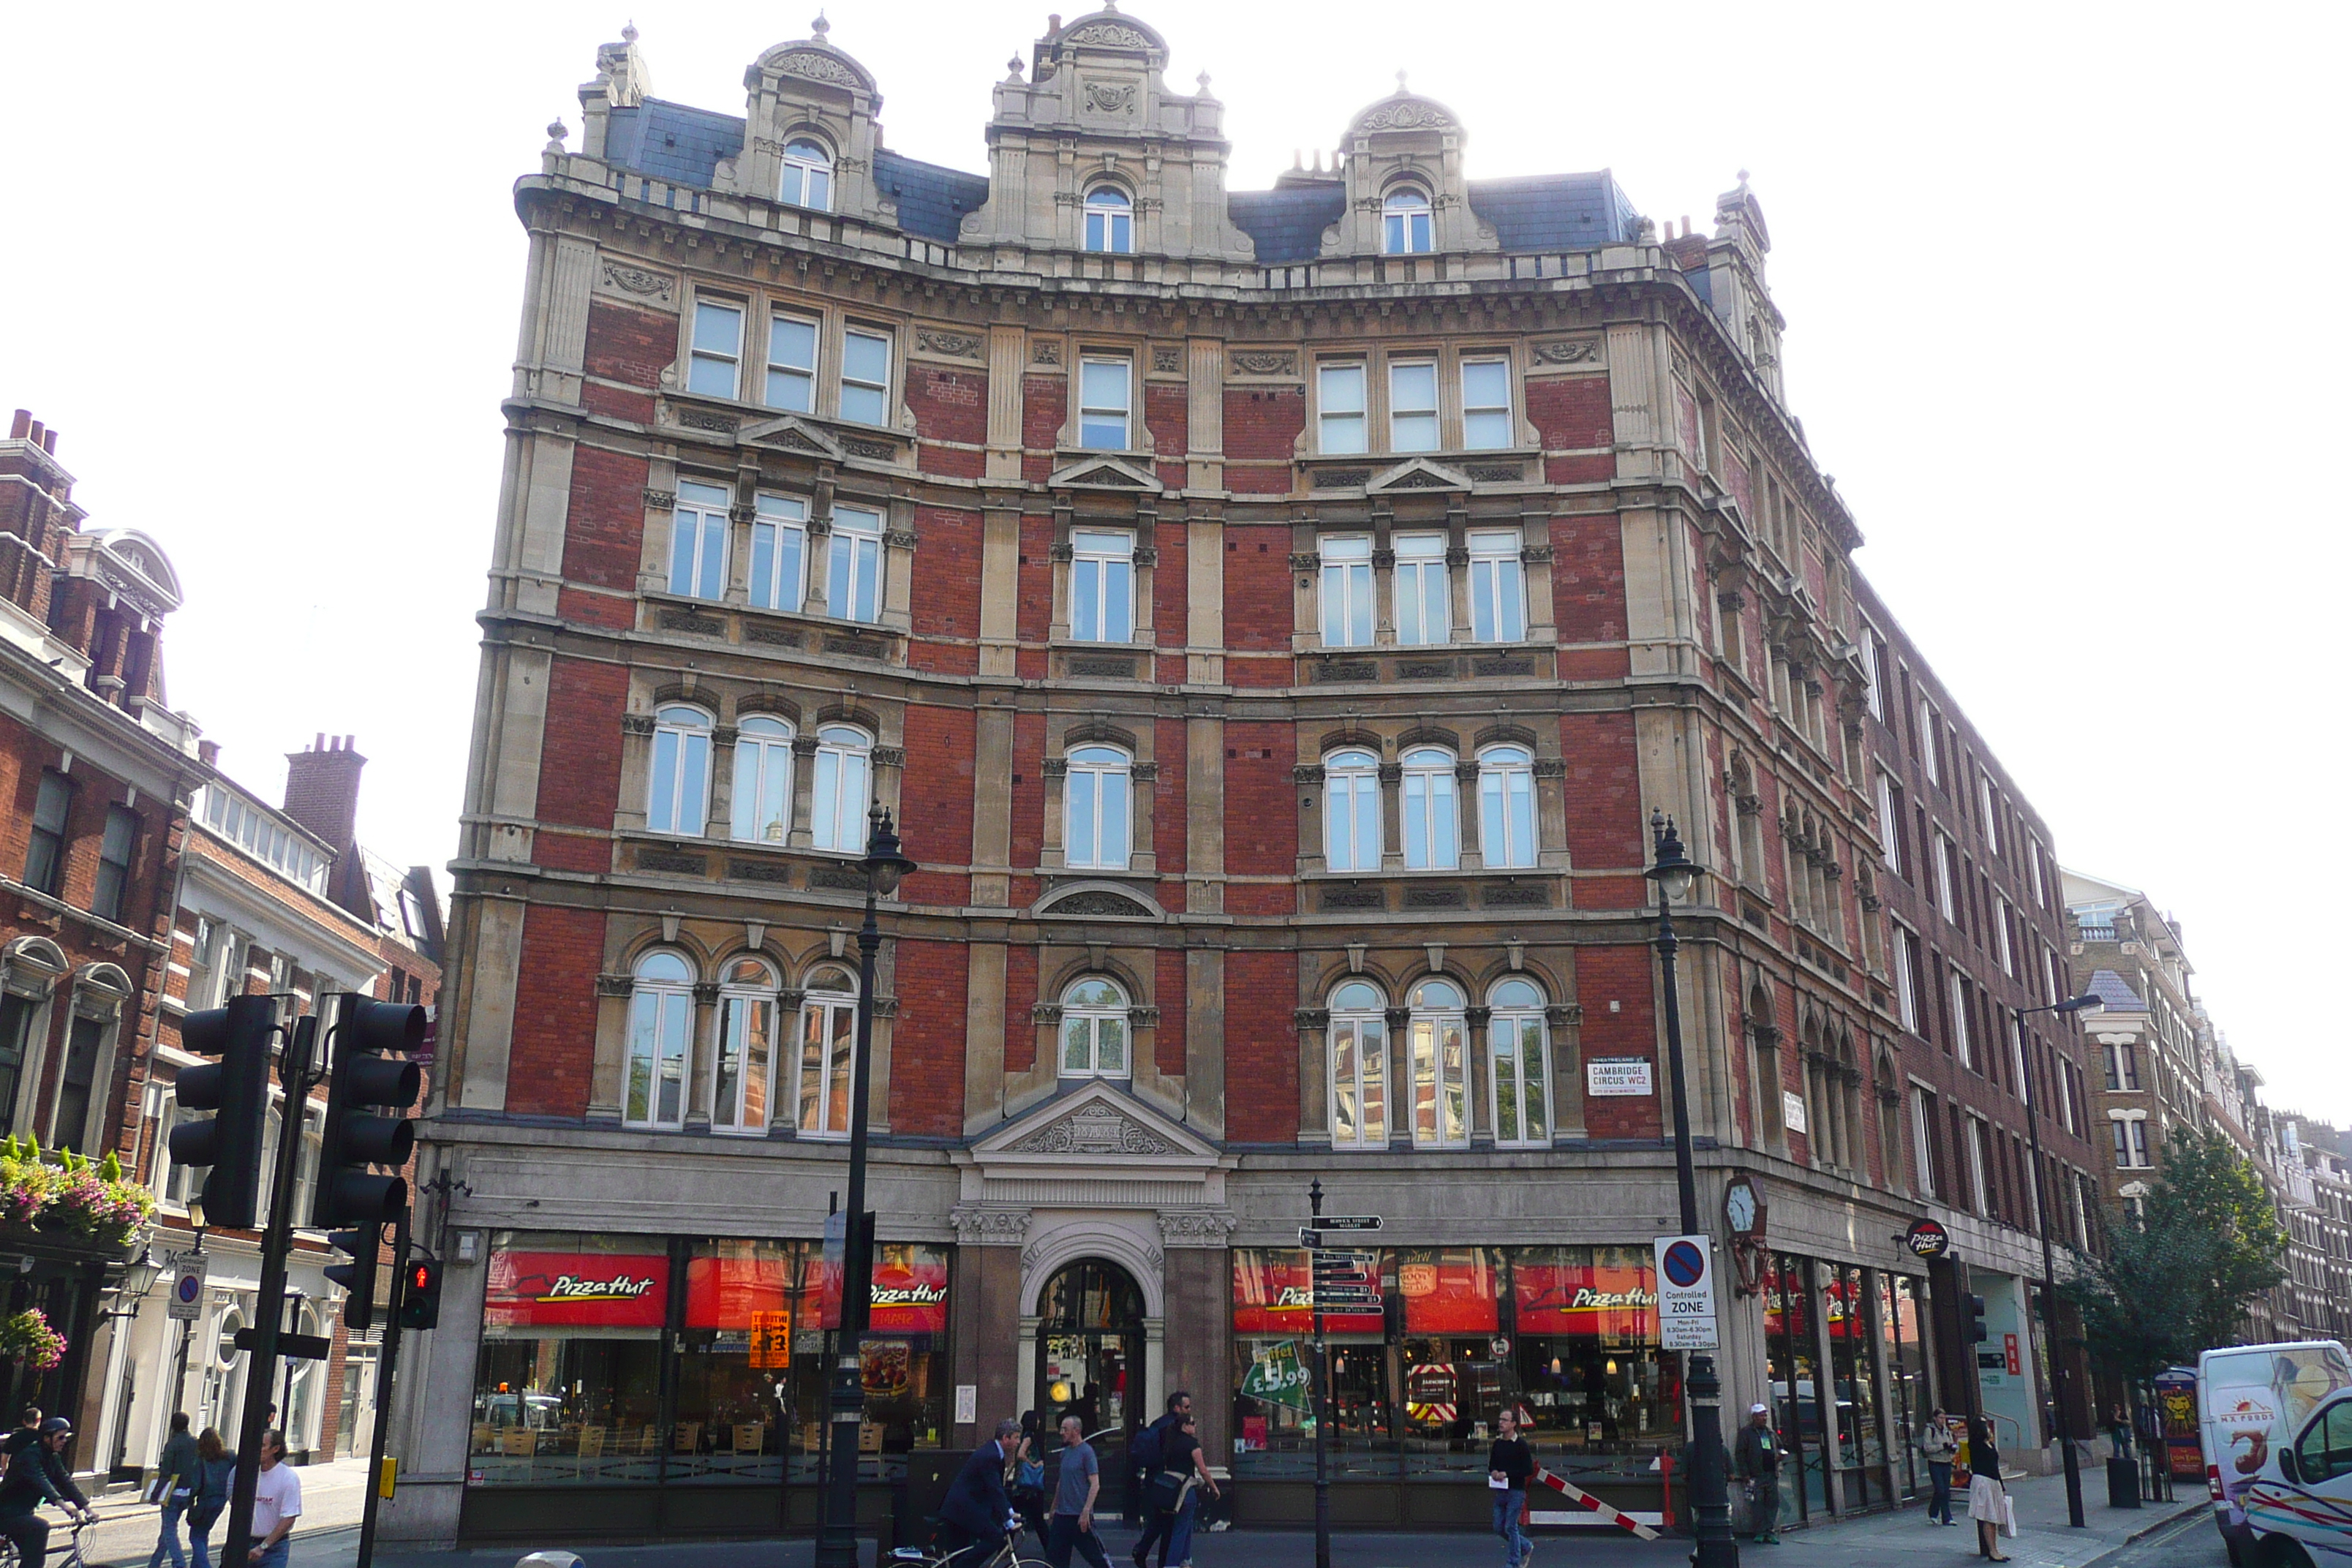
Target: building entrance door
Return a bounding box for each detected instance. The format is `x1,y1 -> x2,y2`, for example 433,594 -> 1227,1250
1036,1261 -> 1145,1510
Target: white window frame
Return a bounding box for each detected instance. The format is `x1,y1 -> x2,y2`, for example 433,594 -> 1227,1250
1874,771 -> 1901,872
1967,1115 -> 1993,1215
1317,363 -> 1368,455
624,951 -> 694,1131
1487,979 -> 1549,1148
1082,186 -> 1133,253
1079,356 -> 1132,451
1319,536 -> 1374,648
1408,978 -> 1470,1149
1388,359 -> 1439,453
1393,532 -> 1449,647
1476,745 -> 1537,869
1979,774 -> 2002,856
765,312 -> 819,412
668,480 -> 731,601
1382,189 -> 1433,255
1910,1085 -> 1937,1197
1859,628 -> 1885,720
1934,832 -> 1958,921
795,970 -> 858,1139
1327,982 -> 1389,1150
1461,358 -> 1512,451
839,328 -> 892,426
1058,978 -> 1131,1078
730,715 -> 796,845
1071,529 -> 1135,644
1324,750 -> 1382,874
1891,920 -> 1921,1033
688,298 -> 745,399
1995,896 -> 2016,976
1400,747 -> 1460,870
712,958 -> 777,1134
1468,529 -> 1526,642
778,138 -> 834,210
647,704 -> 713,837
1950,968 -> 1975,1070
748,494 -> 808,612
1919,698 -> 1942,785
2029,843 -> 2048,907
826,504 -> 885,625
810,725 -> 872,854
1063,745 -> 1134,871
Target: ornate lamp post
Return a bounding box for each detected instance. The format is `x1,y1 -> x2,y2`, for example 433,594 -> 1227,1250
2016,989 -> 2106,1529
814,804 -> 916,1568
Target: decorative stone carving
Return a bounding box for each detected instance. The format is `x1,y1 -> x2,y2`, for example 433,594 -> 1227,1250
1084,81 -> 1138,113
916,328 -> 984,360
1389,469 -> 1452,489
1066,21 -> 1154,48
1532,338 -> 1602,365
1131,545 -> 1158,566
620,715 -> 656,736
842,437 -> 897,460
600,260 -> 675,303
1229,350 -> 1297,376
1126,1006 -> 1161,1028
1041,758 -> 1070,778
728,503 -> 758,524
1152,347 -> 1183,374
660,610 -> 724,635
1466,464 -> 1523,482
1068,657 -> 1137,678
1384,1007 -> 1412,1028
1287,552 -> 1322,572
1464,1006 -> 1493,1029
1292,764 -> 1326,785
1033,340 -> 1063,365
951,1206 -> 1033,1245
1520,545 -> 1555,565
1546,1003 -> 1585,1027
1357,99 -> 1453,131
642,489 -> 676,510
1031,1003 -> 1064,1025
1046,889 -> 1152,918
808,864 -> 868,891
1130,761 -> 1158,782
1158,1210 -> 1239,1247
1009,1102 -> 1180,1157
1293,1008 -> 1332,1030
1311,469 -> 1370,489
1405,883 -> 1466,908
777,50 -> 857,86
677,408 -> 738,433
883,529 -> 920,550
1531,758 -> 1568,779
594,973 -> 633,998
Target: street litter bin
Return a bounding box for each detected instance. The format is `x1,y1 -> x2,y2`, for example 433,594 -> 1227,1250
2108,1455 -> 2141,1508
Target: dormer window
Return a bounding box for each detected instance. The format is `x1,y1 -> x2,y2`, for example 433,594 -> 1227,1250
779,138 -> 834,211
1084,186 -> 1133,253
1383,189 -> 1433,255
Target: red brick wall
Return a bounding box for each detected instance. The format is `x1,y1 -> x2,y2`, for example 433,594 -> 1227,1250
911,366 -> 987,479
1224,950 -> 1300,1142
563,446 -> 651,591
1559,709 -> 1641,896
1575,945 -> 1662,1139
1526,374 -> 1613,451
1224,385 -> 1303,460
507,904 -> 603,1117
911,505 -> 982,644
1022,375 -> 1063,483
901,704 -> 973,905
584,299 -> 674,386
1152,522 -> 1187,652
1009,712 -> 1047,870
890,938 -> 968,1136
1146,382 -> 1187,461
1549,513 -> 1627,646
1003,943 -> 1039,1074
1152,718 -> 1188,876
1223,525 -> 1292,651
1156,948 -> 1188,1077
535,657 -> 627,829
1223,723 -> 1297,877
1017,512 -> 1055,641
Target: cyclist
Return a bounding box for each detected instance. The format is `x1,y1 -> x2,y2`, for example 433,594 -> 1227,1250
0,1417 -> 94,1562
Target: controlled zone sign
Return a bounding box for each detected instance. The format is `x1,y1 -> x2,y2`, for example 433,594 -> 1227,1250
167,1253 -> 208,1322
1651,1235 -> 1719,1351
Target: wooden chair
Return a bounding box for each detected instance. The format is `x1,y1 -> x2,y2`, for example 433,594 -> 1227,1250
673,1421 -> 704,1454
734,1423 -> 766,1455
498,1428 -> 535,1457
637,1424 -> 661,1455
578,1426 -> 608,1458
470,1422 -> 494,1453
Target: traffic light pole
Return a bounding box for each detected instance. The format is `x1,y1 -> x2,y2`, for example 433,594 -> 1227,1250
355,1207 -> 410,1568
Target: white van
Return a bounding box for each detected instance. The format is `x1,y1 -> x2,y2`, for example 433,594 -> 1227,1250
2199,1340 -> 2352,1566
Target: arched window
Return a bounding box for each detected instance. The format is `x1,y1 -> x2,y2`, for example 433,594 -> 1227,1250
810,725 -> 872,853
1084,186 -> 1133,253
1477,745 -> 1536,869
1382,188 -> 1433,255
731,716 -> 796,845
1401,747 -> 1459,870
624,951 -> 694,1130
796,967 -> 857,1138
1327,981 -> 1388,1151
1058,978 -> 1130,1078
714,957 -> 777,1134
647,705 -> 713,836
1488,978 -> 1549,1147
779,137 -> 834,210
1324,749 -> 1382,873
1063,745 -> 1132,871
1409,977 -> 1469,1147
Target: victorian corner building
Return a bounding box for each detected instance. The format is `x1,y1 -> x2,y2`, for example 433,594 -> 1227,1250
385,12 -> 2107,1547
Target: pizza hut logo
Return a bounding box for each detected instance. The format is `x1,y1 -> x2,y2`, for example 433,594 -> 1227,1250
1569,1286 -> 1657,1310
870,1283 -> 947,1308
538,1273 -> 657,1303
1273,1286 -> 1314,1308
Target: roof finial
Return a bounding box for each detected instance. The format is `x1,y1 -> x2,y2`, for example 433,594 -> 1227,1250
1196,69 -> 1213,94
544,118 -> 569,154
1736,167 -> 1751,189
620,19 -> 638,42
811,10 -> 830,37
1396,69 -> 1409,93
1007,53 -> 1025,79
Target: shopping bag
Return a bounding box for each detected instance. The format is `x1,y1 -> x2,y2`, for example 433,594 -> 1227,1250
1999,1492 -> 2019,1538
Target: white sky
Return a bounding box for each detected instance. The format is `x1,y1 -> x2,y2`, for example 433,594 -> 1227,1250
6,3 -> 2345,1113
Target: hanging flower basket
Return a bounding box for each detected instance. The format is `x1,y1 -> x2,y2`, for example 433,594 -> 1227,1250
0,1138 -> 154,1251
0,1309 -> 66,1372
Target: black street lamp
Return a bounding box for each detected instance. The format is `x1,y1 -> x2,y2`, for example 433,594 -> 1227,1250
2016,988 -> 2105,1529
814,804 -> 916,1568
1646,810 -> 1738,1568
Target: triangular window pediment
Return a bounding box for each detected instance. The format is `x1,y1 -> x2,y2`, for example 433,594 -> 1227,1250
1048,456 -> 1162,494
970,1079 -> 1219,1166
738,415 -> 845,460
1367,456 -> 1472,493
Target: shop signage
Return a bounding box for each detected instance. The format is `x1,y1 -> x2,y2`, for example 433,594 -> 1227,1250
1313,1249 -> 1380,1309
1234,1253 -> 1383,1334
1904,1218 -> 1952,1260
1586,1058 -> 1654,1097
1240,1340 -> 1313,1412
1512,1254 -> 1657,1335
1319,1215 -> 1382,1232
1782,1091 -> 1808,1134
2004,1333 -> 2022,1377
167,1252 -> 207,1323
1652,1235 -> 1719,1351
1398,1252 -> 1500,1334
484,1249 -> 671,1329
748,1309 -> 791,1369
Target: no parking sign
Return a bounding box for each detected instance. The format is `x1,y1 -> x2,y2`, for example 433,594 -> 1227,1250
167,1252 -> 207,1322
1652,1235 -> 1719,1351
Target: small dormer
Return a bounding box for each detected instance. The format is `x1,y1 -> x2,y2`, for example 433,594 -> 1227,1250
1333,80 -> 1496,258
717,18 -> 891,227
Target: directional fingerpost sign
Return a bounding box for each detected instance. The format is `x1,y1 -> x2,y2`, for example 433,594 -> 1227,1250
1653,1235 -> 1719,1351
1313,1248 -> 1380,1308
1318,1215 -> 1382,1232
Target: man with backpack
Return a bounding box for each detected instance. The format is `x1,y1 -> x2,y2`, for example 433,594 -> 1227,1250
1128,1392 -> 1191,1566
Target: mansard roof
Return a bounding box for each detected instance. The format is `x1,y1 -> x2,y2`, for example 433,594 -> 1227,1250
874,148 -> 990,245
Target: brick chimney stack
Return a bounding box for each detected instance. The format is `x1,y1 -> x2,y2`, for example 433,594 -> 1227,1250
283,733 -> 367,852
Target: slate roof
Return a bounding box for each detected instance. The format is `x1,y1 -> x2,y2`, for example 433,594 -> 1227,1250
2086,968 -> 2148,1011
874,149 -> 990,245
1466,172 -> 1639,252
603,99 -> 745,187
1228,183 -> 1349,264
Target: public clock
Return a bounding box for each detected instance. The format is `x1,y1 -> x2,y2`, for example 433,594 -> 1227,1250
1724,1174 -> 1763,1237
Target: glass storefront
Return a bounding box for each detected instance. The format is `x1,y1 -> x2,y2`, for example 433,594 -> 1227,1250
1231,1246 -> 1681,1489
1882,1275 -> 1929,1500
1763,1254 -> 1828,1521
468,1231 -> 949,1488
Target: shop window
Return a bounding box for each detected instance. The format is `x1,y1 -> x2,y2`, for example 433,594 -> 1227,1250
688,299 -> 745,399
1476,746 -> 1536,870
765,314 -> 818,412
1057,977 -> 1130,1079
1389,361 -> 1439,453
1319,536 -> 1374,648
826,504 -> 885,625
1408,978 -> 1469,1148
1062,746 -> 1132,871
747,494 -> 808,611
1487,979 -> 1548,1147
1468,529 -> 1525,642
1393,532 -> 1449,646
646,704 -> 713,837
777,138 -> 834,210
839,330 -> 892,426
1070,529 -> 1135,644
1824,1263 -> 1886,1507
472,1233 -> 672,1484
1323,750 -> 1382,874
810,725 -> 872,854
1326,981 -> 1387,1150
23,772 -> 70,897
729,717 -> 796,845
796,968 -> 857,1139
1400,748 -> 1459,870
1382,188 -> 1433,255
623,951 -> 694,1130
1317,363 -> 1367,455
713,959 -> 777,1134
1761,1255 -> 1831,1520
1509,1245 -> 1673,1463
1082,186 -> 1133,253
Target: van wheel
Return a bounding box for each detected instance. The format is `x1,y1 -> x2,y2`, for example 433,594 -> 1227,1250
2261,1536 -> 2317,1568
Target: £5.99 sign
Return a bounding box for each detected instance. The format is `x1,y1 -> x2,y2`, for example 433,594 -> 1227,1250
1652,1235 -> 1719,1351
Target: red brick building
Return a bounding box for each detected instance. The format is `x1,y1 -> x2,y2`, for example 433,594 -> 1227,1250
392,13 -> 2101,1547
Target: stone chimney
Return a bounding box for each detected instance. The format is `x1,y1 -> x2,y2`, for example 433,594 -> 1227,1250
283,733 -> 366,851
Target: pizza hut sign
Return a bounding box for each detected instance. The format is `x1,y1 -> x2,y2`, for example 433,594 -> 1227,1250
540,1272 -> 659,1303
486,1250 -> 671,1329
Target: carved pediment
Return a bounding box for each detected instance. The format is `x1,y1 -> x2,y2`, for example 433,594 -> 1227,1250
1367,457 -> 1472,494
1036,880 -> 1163,920
738,415 -> 845,460
1048,455 -> 1163,494
1011,1103 -> 1180,1156
970,1079 -> 1222,1169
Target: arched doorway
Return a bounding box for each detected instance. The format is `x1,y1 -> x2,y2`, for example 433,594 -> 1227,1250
1035,1260 -> 1145,1499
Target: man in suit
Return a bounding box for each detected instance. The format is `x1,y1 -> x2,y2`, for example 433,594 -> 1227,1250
940,1417 -> 1022,1560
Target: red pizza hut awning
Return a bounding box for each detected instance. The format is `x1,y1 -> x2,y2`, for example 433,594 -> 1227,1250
1512,1259 -> 1656,1337
486,1248 -> 669,1330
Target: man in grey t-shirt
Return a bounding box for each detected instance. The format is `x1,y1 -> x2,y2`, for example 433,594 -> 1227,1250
1046,1415 -> 1111,1568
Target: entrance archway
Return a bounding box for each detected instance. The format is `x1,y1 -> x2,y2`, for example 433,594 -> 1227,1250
1035,1259 -> 1146,1492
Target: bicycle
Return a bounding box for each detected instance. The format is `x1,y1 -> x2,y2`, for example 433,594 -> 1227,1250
0,1512 -> 97,1568
889,1523 -> 1054,1568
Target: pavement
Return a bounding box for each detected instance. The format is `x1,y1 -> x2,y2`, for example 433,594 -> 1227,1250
72,1464 -> 2206,1568
80,1454 -> 373,1567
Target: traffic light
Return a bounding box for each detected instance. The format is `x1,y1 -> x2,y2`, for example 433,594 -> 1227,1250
168,994 -> 275,1230
326,1225 -> 382,1333
398,1257 -> 442,1332
312,995 -> 424,1229
1965,1293 -> 1989,1343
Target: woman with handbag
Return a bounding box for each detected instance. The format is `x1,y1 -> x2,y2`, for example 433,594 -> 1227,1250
1967,1415 -> 2012,1562
185,1428 -> 235,1568
1012,1410 -> 1051,1553
146,1412 -> 200,1568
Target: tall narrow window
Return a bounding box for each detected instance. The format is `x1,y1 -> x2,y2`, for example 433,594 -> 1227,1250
1327,981 -> 1388,1150
1318,363 -> 1367,454
1058,979 -> 1130,1077
1461,359 -> 1512,449
1079,358 -> 1131,449
92,805 -> 137,924
1875,772 -> 1902,873
669,480 -> 731,600
51,1013 -> 107,1153
1477,745 -> 1536,869
624,951 -> 693,1130
810,725 -> 872,854
1979,774 -> 2002,856
1934,832 -> 1959,921
1469,529 -> 1526,642
1911,1088 -> 1938,1198
729,716 -> 796,845
0,995 -> 34,1139
1859,629 -> 1885,720
1401,747 -> 1459,870
688,299 -> 745,399
766,314 -> 818,412
1382,189 -> 1433,255
839,329 -> 892,425
1319,537 -> 1374,648
796,968 -> 856,1138
1891,923 -> 1921,1033
714,958 -> 777,1134
1071,529 -> 1134,643
24,772 -> 70,897
647,705 -> 712,837
748,494 -> 808,611
826,505 -> 884,624
1409,978 -> 1469,1148
1063,746 -> 1132,870
1389,361 -> 1439,453
777,138 -> 834,210
1083,187 -> 1133,253
1918,698 -> 1942,785
1393,532 -> 1449,646
1995,896 -> 2016,976
1949,970 -> 1975,1070
1488,978 -> 1549,1147
1324,750 -> 1382,873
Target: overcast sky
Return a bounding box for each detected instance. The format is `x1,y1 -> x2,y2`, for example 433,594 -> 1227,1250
6,3 -> 2345,1115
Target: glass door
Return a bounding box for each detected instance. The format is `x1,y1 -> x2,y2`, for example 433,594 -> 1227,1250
1036,1262 -> 1146,1511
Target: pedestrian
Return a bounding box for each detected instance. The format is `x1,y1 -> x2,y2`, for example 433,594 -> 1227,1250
1918,1407 -> 1958,1527
186,1429 -> 235,1568
2107,1403 -> 2134,1460
247,1429 -> 301,1568
1733,1402 -> 1782,1545
1967,1415 -> 2010,1563
1128,1391 -> 1192,1561
1047,1414 -> 1112,1568
148,1411 -> 200,1568
0,1417 -> 94,1564
1013,1409 -> 1051,1552
1488,1406 -> 1535,1568
1137,1413 -> 1217,1568
0,1406 -> 41,1479
940,1418 -> 1020,1562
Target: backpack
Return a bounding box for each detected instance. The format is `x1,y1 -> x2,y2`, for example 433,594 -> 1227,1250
1130,1417 -> 1166,1474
